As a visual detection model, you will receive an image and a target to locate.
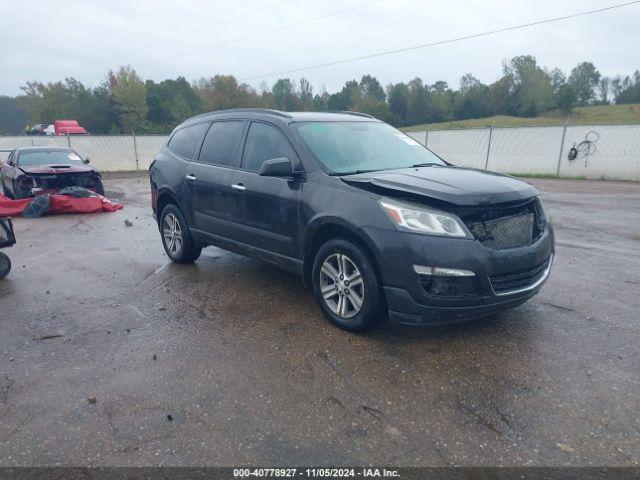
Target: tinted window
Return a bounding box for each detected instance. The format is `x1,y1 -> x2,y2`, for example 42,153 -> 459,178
198,121 -> 245,167
167,123 -> 209,159
242,122 -> 297,172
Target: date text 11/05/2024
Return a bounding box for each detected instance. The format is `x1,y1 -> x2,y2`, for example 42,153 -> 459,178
233,468 -> 400,478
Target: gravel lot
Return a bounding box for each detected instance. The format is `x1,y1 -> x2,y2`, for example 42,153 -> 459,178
0,174 -> 638,467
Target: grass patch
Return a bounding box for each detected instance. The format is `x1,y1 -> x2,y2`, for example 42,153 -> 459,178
403,103 -> 640,131
511,173 -> 587,180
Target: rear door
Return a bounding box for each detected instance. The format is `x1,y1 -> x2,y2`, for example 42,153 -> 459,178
228,121 -> 302,259
188,120 -> 247,240
163,121 -> 210,223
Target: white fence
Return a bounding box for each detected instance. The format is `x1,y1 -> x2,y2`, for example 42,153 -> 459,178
0,135 -> 167,172
1,124 -> 640,180
406,124 -> 640,181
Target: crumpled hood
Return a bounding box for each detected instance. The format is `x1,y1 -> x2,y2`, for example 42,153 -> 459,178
19,164 -> 97,175
341,166 -> 538,206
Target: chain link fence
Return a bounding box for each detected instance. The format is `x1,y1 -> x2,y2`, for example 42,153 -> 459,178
1,124 -> 639,180
407,124 -> 640,181
0,134 -> 167,172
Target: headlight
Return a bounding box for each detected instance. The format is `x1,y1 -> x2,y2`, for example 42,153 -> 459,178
379,198 -> 472,238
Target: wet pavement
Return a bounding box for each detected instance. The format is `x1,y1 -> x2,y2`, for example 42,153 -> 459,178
0,174 -> 638,467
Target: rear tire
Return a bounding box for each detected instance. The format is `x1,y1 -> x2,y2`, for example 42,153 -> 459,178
0,252 -> 11,279
312,238 -> 384,332
160,204 -> 201,263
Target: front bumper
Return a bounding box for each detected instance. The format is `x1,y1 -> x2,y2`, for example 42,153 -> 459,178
363,224 -> 555,325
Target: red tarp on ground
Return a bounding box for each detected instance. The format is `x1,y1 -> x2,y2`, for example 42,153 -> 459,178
0,193 -> 123,217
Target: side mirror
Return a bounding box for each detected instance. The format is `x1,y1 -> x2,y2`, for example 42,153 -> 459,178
259,157 -> 298,178
83,157 -> 90,164
6,159 -> 14,167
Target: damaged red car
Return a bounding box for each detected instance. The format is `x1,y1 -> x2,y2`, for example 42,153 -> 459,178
1,147 -> 104,199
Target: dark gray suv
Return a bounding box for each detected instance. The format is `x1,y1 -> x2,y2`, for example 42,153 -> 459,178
150,109 -> 554,331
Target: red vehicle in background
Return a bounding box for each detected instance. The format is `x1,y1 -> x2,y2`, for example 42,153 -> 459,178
52,120 -> 88,135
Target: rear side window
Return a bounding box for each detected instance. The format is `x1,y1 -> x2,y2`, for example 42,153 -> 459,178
198,121 -> 245,167
167,123 -> 209,160
242,122 -> 297,172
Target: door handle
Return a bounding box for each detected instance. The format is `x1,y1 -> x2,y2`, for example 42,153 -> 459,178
185,174 -> 197,181
231,183 -> 246,191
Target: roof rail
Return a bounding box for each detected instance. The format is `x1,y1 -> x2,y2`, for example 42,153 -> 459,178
326,110 -> 375,119
192,108 -> 292,119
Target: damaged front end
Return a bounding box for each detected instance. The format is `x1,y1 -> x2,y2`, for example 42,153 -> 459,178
14,171 -> 104,199
456,197 -> 547,251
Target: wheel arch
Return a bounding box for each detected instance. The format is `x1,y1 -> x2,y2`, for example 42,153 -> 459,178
155,188 -> 181,223
302,217 -> 382,288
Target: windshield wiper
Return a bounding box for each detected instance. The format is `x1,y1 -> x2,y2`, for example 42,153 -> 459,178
412,163 -> 444,168
332,169 -> 382,176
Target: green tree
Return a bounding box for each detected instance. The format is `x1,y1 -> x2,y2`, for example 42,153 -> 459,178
19,78 -> 115,133
297,78 -> 314,111
555,84 -> 577,113
327,80 -> 359,111
428,81 -> 454,122
406,78 -> 429,126
146,77 -> 202,130
352,75 -> 390,120
455,74 -> 493,120
312,89 -> 330,111
387,82 -> 409,126
549,68 -> 566,93
568,62 -> 601,105
272,78 -> 298,111
194,75 -> 260,112
615,71 -> 640,104
499,55 -> 554,117
0,96 -> 29,134
108,66 -> 148,132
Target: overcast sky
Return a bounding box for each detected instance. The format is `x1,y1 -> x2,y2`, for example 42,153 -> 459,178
1,0 -> 639,96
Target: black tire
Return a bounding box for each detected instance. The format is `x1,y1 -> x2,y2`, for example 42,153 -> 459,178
0,252 -> 11,279
159,204 -> 202,263
94,178 -> 105,196
312,238 -> 385,332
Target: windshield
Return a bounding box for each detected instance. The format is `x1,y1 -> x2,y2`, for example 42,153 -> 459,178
18,150 -> 84,167
293,121 -> 445,175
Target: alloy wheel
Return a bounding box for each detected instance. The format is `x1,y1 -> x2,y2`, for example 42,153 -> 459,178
163,213 -> 183,256
319,253 -> 364,319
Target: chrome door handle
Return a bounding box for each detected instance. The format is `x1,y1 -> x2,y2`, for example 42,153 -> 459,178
231,184 -> 246,191
185,174 -> 197,181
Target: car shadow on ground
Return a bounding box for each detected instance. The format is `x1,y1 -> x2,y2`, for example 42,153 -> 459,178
184,251 -> 527,345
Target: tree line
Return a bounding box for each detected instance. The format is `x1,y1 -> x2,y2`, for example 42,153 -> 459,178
1,55 -> 639,135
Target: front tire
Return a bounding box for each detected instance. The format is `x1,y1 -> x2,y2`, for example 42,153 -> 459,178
160,204 -> 202,263
312,238 -> 384,332
0,252 -> 11,279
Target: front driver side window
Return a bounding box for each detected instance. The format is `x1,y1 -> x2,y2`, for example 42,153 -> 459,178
242,122 -> 297,172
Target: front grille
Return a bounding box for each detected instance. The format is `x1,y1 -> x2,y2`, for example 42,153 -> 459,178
460,199 -> 544,250
489,257 -> 551,294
